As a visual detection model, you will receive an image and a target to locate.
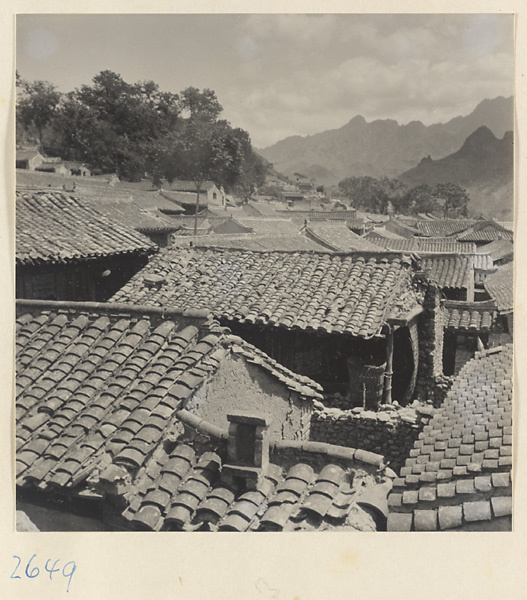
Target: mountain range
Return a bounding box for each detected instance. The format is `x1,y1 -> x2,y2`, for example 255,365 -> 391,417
258,96 -> 513,185
399,126 -> 513,219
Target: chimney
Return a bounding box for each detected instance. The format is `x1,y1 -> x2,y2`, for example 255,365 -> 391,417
221,411 -> 271,492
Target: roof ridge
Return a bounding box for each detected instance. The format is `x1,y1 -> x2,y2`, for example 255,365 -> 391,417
175,409 -> 385,467
16,299 -> 211,322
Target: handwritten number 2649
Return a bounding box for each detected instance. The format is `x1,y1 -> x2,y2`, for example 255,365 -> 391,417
11,554 -> 76,592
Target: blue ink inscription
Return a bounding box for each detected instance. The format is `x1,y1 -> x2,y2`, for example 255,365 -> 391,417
10,554 -> 76,592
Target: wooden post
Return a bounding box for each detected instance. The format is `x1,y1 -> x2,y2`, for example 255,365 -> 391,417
193,188 -> 201,236
384,326 -> 394,405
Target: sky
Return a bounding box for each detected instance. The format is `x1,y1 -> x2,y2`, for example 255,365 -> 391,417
16,13 -> 514,148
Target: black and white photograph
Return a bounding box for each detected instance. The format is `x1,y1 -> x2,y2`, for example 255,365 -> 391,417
13,12 -> 514,537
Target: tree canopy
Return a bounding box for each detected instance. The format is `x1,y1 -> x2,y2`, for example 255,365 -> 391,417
17,78 -> 61,151
338,175 -> 470,217
16,70 -> 269,191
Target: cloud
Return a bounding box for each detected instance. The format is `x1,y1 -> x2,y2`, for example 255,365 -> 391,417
224,48 -> 513,147
223,14 -> 513,147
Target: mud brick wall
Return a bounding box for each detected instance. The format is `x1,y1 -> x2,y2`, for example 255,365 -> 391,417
310,404 -> 431,472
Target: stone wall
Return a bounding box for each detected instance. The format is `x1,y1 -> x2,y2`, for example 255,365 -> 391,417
415,285 -> 453,406
310,402 -> 433,472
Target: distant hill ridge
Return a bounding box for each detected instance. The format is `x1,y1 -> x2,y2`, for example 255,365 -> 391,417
399,126 -> 513,220
259,96 -> 513,184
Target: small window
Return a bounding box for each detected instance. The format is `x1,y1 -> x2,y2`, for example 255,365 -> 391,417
236,423 -> 257,465
213,192 -> 217,200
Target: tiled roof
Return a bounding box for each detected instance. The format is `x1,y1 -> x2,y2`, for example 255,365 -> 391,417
159,190 -> 217,208
387,345 -> 513,531
444,301 -> 497,332
15,301 -> 395,532
456,221 -> 513,242
166,215 -> 217,228
112,180 -> 159,192
476,240 -> 514,263
111,248 -> 418,338
235,218 -> 300,236
414,220 -> 476,237
15,301 -> 323,481
356,212 -> 390,224
304,222 -> 383,252
17,149 -> 42,161
472,253 -> 494,271
365,228 -> 405,240
80,195 -> 180,232
484,263 -> 513,313
172,233 -> 327,252
346,218 -> 368,231
162,180 -> 216,193
371,238 -> 477,254
276,210 -> 358,221
420,255 -> 473,290
122,427 -> 388,532
39,160 -> 66,170
172,225 -> 213,236
16,190 -> 157,266
247,201 -> 283,216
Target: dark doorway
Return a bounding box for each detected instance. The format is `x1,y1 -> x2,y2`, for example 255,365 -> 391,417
392,326 -> 415,404
443,330 -> 457,376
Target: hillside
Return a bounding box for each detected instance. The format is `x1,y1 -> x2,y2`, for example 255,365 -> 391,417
399,127 -> 514,219
259,96 -> 513,184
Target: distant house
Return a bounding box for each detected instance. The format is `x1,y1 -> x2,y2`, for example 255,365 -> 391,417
298,181 -> 314,193
159,190 -> 224,215
456,220 -> 514,245
210,217 -> 253,235
383,219 -> 422,239
303,221 -> 383,253
64,162 -> 91,177
163,180 -> 225,206
16,149 -> 45,171
364,227 -> 405,241
369,237 -> 477,254
36,160 -> 70,176
16,190 -> 157,301
412,219 -> 477,238
81,194 -> 180,247
281,191 -> 305,204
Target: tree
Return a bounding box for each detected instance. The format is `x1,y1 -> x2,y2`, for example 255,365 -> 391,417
179,87 -> 222,122
338,176 -> 408,214
434,183 -> 470,218
155,118 -> 248,234
17,79 -> 61,151
230,133 -> 270,202
403,184 -> 440,215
